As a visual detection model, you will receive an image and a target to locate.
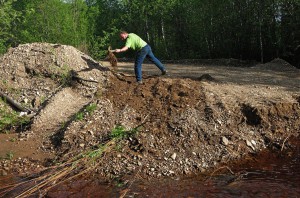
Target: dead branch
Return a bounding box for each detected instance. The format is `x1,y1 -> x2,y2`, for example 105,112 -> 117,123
70,70 -> 99,83
111,71 -> 132,83
281,135 -> 291,151
0,89 -> 31,112
207,166 -> 234,181
1,117 -> 149,197
72,76 -> 99,83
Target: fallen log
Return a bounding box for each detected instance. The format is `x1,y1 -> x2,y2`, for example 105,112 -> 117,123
0,89 -> 31,112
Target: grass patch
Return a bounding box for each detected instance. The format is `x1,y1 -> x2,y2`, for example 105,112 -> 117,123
0,151 -> 14,160
74,103 -> 97,121
7,87 -> 22,98
110,125 -> 140,140
0,108 -> 30,132
75,112 -> 84,121
85,103 -> 97,115
6,151 -> 14,160
49,64 -> 72,86
40,96 -> 46,104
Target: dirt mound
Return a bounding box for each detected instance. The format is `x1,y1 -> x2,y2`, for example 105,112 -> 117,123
0,43 -> 300,186
197,73 -> 217,82
253,58 -> 299,71
0,43 -> 109,103
0,43 -> 110,160
55,75 -> 299,179
86,77 -> 299,178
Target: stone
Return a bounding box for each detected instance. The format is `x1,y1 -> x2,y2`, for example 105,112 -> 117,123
222,136 -> 229,145
246,140 -> 255,150
79,143 -> 85,148
171,153 -> 177,160
169,170 -> 175,174
1,170 -> 8,176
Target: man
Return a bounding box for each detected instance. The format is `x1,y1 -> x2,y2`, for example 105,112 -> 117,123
114,31 -> 167,84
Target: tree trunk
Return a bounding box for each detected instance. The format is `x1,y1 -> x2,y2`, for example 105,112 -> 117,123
161,18 -> 169,57
259,0 -> 264,63
259,23 -> 264,63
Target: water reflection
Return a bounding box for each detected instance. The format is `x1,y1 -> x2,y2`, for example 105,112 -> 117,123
126,144 -> 300,198
46,139 -> 300,198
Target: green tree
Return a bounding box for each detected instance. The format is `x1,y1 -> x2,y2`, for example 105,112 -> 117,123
1,0 -> 299,65
13,0 -> 89,48
0,0 -> 20,54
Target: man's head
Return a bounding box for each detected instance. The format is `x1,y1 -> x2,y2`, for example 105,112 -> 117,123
119,31 -> 128,40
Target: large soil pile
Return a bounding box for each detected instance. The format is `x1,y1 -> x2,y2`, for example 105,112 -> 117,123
0,43 -> 300,181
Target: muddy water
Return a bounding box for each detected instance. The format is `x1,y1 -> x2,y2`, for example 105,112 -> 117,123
45,139 -> 300,198
1,139 -> 299,197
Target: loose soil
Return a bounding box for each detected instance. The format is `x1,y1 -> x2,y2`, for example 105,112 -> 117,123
0,43 -> 299,190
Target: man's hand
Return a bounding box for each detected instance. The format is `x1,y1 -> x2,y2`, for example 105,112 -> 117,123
115,47 -> 128,53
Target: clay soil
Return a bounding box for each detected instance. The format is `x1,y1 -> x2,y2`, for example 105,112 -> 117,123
0,43 -> 300,190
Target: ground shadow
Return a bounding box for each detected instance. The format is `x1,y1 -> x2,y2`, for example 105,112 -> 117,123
79,56 -> 110,72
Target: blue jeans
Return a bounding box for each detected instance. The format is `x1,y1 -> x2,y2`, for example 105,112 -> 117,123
135,45 -> 166,82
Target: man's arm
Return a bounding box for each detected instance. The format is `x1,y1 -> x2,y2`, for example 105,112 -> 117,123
115,46 -> 129,53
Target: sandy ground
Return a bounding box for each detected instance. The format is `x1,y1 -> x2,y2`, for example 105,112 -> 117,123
104,60 -> 300,92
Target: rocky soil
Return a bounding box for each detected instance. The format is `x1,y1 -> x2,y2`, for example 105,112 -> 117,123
0,43 -> 299,184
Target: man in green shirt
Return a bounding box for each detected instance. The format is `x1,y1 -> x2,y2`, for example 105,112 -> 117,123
114,31 -> 167,84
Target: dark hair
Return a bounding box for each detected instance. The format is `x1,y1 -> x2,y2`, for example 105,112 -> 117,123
120,30 -> 128,34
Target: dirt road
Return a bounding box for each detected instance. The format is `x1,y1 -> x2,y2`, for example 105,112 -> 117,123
106,59 -> 300,92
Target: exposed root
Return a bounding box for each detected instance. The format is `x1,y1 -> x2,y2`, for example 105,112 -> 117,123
0,140 -> 115,197
207,166 -> 234,181
281,135 -> 291,151
0,120 -> 145,197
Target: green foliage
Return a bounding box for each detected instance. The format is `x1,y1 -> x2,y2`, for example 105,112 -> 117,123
110,125 -> 126,139
74,103 -> 97,121
0,102 -> 30,132
40,96 -> 46,104
6,151 -> 14,160
75,112 -> 84,121
59,70 -> 72,86
84,144 -> 106,159
0,0 -> 20,54
0,0 -> 298,64
75,124 -> 140,164
89,28 -> 119,60
13,0 -> 89,48
49,64 -> 72,85
61,121 -> 66,129
0,151 -> 14,160
85,103 -> 97,115
0,39 -> 7,54
110,125 -> 140,140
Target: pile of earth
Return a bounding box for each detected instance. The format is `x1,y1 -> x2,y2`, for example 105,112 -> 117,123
0,43 -> 299,184
252,58 -> 299,71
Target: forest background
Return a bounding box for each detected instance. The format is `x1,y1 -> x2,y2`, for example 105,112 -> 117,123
0,0 -> 299,67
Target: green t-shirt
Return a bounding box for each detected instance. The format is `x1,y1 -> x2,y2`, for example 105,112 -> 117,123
125,33 -> 147,51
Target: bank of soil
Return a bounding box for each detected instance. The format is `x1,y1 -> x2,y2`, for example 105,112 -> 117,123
0,43 -> 299,183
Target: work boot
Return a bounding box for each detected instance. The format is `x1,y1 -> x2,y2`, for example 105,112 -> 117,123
161,70 -> 167,75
